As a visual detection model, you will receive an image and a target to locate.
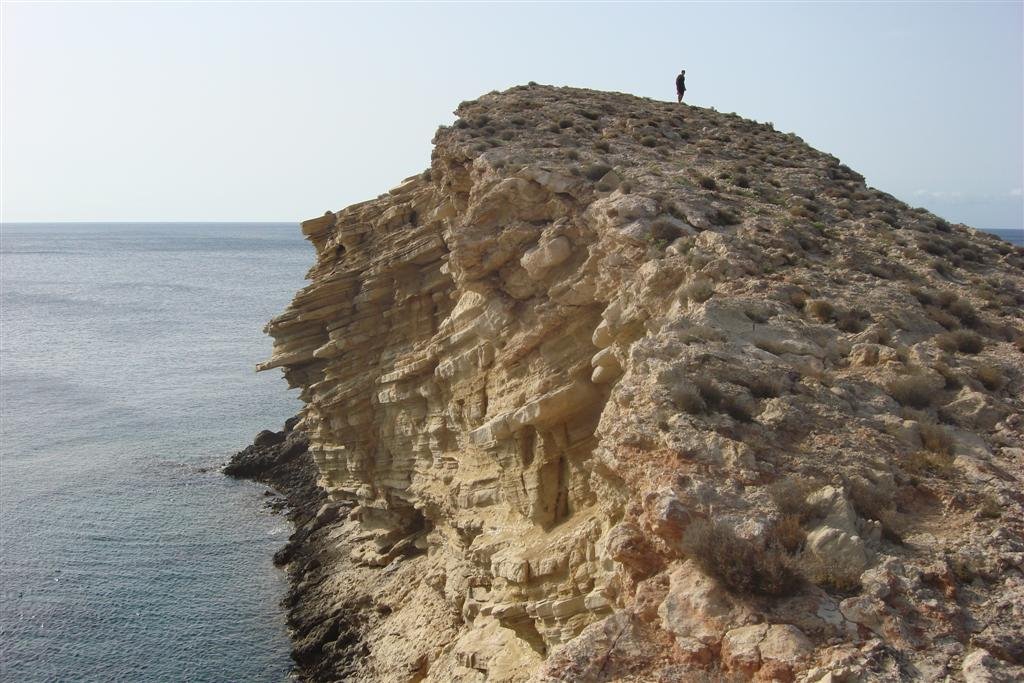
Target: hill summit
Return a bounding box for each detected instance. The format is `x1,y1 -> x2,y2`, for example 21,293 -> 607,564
254,85 -> 1024,681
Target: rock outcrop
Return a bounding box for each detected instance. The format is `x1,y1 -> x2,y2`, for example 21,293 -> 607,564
258,85 -> 1024,681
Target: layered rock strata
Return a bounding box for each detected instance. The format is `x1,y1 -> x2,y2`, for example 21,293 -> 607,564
258,85 -> 1024,681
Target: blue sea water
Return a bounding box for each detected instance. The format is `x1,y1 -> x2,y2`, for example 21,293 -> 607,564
985,227 -> 1023,246
1,223 -> 313,682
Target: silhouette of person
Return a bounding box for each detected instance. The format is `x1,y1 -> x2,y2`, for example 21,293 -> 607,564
676,69 -> 686,103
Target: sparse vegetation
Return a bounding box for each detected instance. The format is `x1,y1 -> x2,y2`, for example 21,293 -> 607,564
904,449 -> 955,477
583,163 -> 612,181
744,374 -> 786,399
766,515 -> 806,553
697,175 -> 717,191
887,374 -> 936,409
935,330 -> 984,354
805,299 -> 835,322
671,383 -> 705,415
801,553 -> 861,593
649,217 -> 683,244
768,477 -> 819,522
709,208 -> 740,226
978,494 -> 1002,519
975,364 -> 1004,391
684,276 -> 715,303
848,480 -> 902,544
682,520 -> 801,596
836,308 -> 869,333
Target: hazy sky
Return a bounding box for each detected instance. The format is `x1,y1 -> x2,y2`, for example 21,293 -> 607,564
2,2 -> 1021,228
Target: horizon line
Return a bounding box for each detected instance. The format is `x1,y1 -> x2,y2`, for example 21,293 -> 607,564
1,219 -> 302,225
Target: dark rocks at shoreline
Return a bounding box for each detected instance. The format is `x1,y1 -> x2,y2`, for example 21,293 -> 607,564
225,418 -> 362,680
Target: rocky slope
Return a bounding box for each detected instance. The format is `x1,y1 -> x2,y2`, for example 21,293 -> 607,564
255,85 -> 1024,682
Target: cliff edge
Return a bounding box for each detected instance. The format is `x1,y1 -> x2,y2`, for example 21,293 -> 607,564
257,85 -> 1024,682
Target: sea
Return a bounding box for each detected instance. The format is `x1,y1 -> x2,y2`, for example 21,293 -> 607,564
0,222 -> 1020,682
1,223 -> 312,682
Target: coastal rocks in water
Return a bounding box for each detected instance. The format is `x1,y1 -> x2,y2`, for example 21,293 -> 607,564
254,84 -> 1024,681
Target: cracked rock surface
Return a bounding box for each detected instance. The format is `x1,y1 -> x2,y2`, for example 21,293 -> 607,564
256,84 -> 1024,681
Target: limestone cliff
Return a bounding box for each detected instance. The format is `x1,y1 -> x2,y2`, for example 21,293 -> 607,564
258,85 -> 1024,682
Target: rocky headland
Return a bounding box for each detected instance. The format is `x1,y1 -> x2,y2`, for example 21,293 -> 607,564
233,85 -> 1023,681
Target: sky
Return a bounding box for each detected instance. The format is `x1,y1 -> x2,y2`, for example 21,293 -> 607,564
2,1 -> 1021,229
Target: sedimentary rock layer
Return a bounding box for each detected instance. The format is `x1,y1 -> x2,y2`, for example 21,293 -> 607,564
258,85 -> 1024,681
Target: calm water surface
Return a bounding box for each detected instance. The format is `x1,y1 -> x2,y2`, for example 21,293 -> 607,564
1,223 -> 312,682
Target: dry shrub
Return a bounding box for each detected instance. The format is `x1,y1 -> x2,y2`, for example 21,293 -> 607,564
709,208 -> 740,226
684,276 -> 715,303
697,175 -> 718,190
682,520 -> 801,596
754,337 -> 791,356
910,287 -> 935,306
836,308 -> 869,333
887,374 -> 936,409
723,396 -> 754,423
650,217 -> 683,244
932,362 -> 962,390
975,364 -> 1004,391
904,449 -> 955,477
805,299 -> 835,322
927,306 -> 960,330
766,514 -> 806,553
583,163 -> 612,181
768,477 -> 819,522
787,288 -> 808,309
745,374 -> 786,399
978,495 -> 1002,519
936,330 -> 984,354
919,422 -> 953,455
848,480 -> 903,544
933,259 -> 953,277
671,383 -> 706,415
801,553 -> 861,593
948,299 -> 979,328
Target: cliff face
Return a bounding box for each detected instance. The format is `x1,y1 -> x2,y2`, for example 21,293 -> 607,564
259,85 -> 1024,681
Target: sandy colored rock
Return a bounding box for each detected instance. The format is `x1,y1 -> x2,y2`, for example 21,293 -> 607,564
256,84 -> 1024,681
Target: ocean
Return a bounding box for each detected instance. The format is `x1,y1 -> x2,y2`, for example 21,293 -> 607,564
0,222 -> 1019,682
1,223 -> 312,682
986,228 -> 1024,246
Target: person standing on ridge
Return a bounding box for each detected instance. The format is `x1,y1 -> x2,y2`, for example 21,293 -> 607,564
676,69 -> 686,103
